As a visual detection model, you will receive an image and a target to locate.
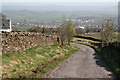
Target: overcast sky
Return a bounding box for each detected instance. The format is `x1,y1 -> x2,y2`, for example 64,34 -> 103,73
2,0 -> 120,2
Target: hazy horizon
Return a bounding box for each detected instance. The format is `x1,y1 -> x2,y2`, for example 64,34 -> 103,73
0,2 -> 118,21
1,2 -> 117,11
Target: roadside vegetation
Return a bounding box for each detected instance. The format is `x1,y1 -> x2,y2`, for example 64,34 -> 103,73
2,44 -> 79,78
99,45 -> 120,79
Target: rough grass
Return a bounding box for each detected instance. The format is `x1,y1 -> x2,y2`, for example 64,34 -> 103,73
73,38 -> 100,43
81,32 -> 119,42
2,44 -> 79,78
81,32 -> 101,39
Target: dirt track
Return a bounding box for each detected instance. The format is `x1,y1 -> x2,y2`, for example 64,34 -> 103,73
44,43 -> 115,79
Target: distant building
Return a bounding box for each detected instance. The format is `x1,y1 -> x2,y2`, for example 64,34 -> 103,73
77,26 -> 85,29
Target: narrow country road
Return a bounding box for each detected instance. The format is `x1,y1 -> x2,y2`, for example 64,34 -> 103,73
44,43 -> 115,79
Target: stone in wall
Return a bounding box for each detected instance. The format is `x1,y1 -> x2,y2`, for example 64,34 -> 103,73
2,32 -> 57,54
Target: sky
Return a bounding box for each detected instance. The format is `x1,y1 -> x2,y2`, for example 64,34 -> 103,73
2,0 -> 120,2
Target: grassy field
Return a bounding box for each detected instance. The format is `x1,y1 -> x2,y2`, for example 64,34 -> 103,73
12,26 -> 33,31
81,32 -> 101,39
81,32 -> 119,42
73,37 -> 100,43
2,44 -> 79,78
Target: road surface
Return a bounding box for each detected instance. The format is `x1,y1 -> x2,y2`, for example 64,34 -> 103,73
44,43 -> 115,79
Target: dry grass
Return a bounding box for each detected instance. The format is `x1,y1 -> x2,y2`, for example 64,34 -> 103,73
2,44 -> 79,78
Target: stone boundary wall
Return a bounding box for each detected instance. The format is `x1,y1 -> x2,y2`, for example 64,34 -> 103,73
2,32 -> 57,54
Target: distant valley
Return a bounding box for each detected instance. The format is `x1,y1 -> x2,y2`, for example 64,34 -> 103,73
2,2 -> 118,22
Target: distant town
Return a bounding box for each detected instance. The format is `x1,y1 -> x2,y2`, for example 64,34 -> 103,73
11,16 -> 119,32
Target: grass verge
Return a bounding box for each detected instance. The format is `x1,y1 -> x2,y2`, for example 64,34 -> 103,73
98,46 -> 120,79
2,44 -> 79,78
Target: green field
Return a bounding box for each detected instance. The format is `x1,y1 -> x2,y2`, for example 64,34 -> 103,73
81,32 -> 120,42
12,26 -> 33,31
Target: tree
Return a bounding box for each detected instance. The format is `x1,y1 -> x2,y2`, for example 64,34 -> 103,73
57,26 -> 66,46
101,20 -> 114,46
57,19 -> 76,46
65,20 -> 76,45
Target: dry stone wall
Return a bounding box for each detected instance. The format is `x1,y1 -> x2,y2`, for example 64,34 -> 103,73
2,32 -> 57,54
